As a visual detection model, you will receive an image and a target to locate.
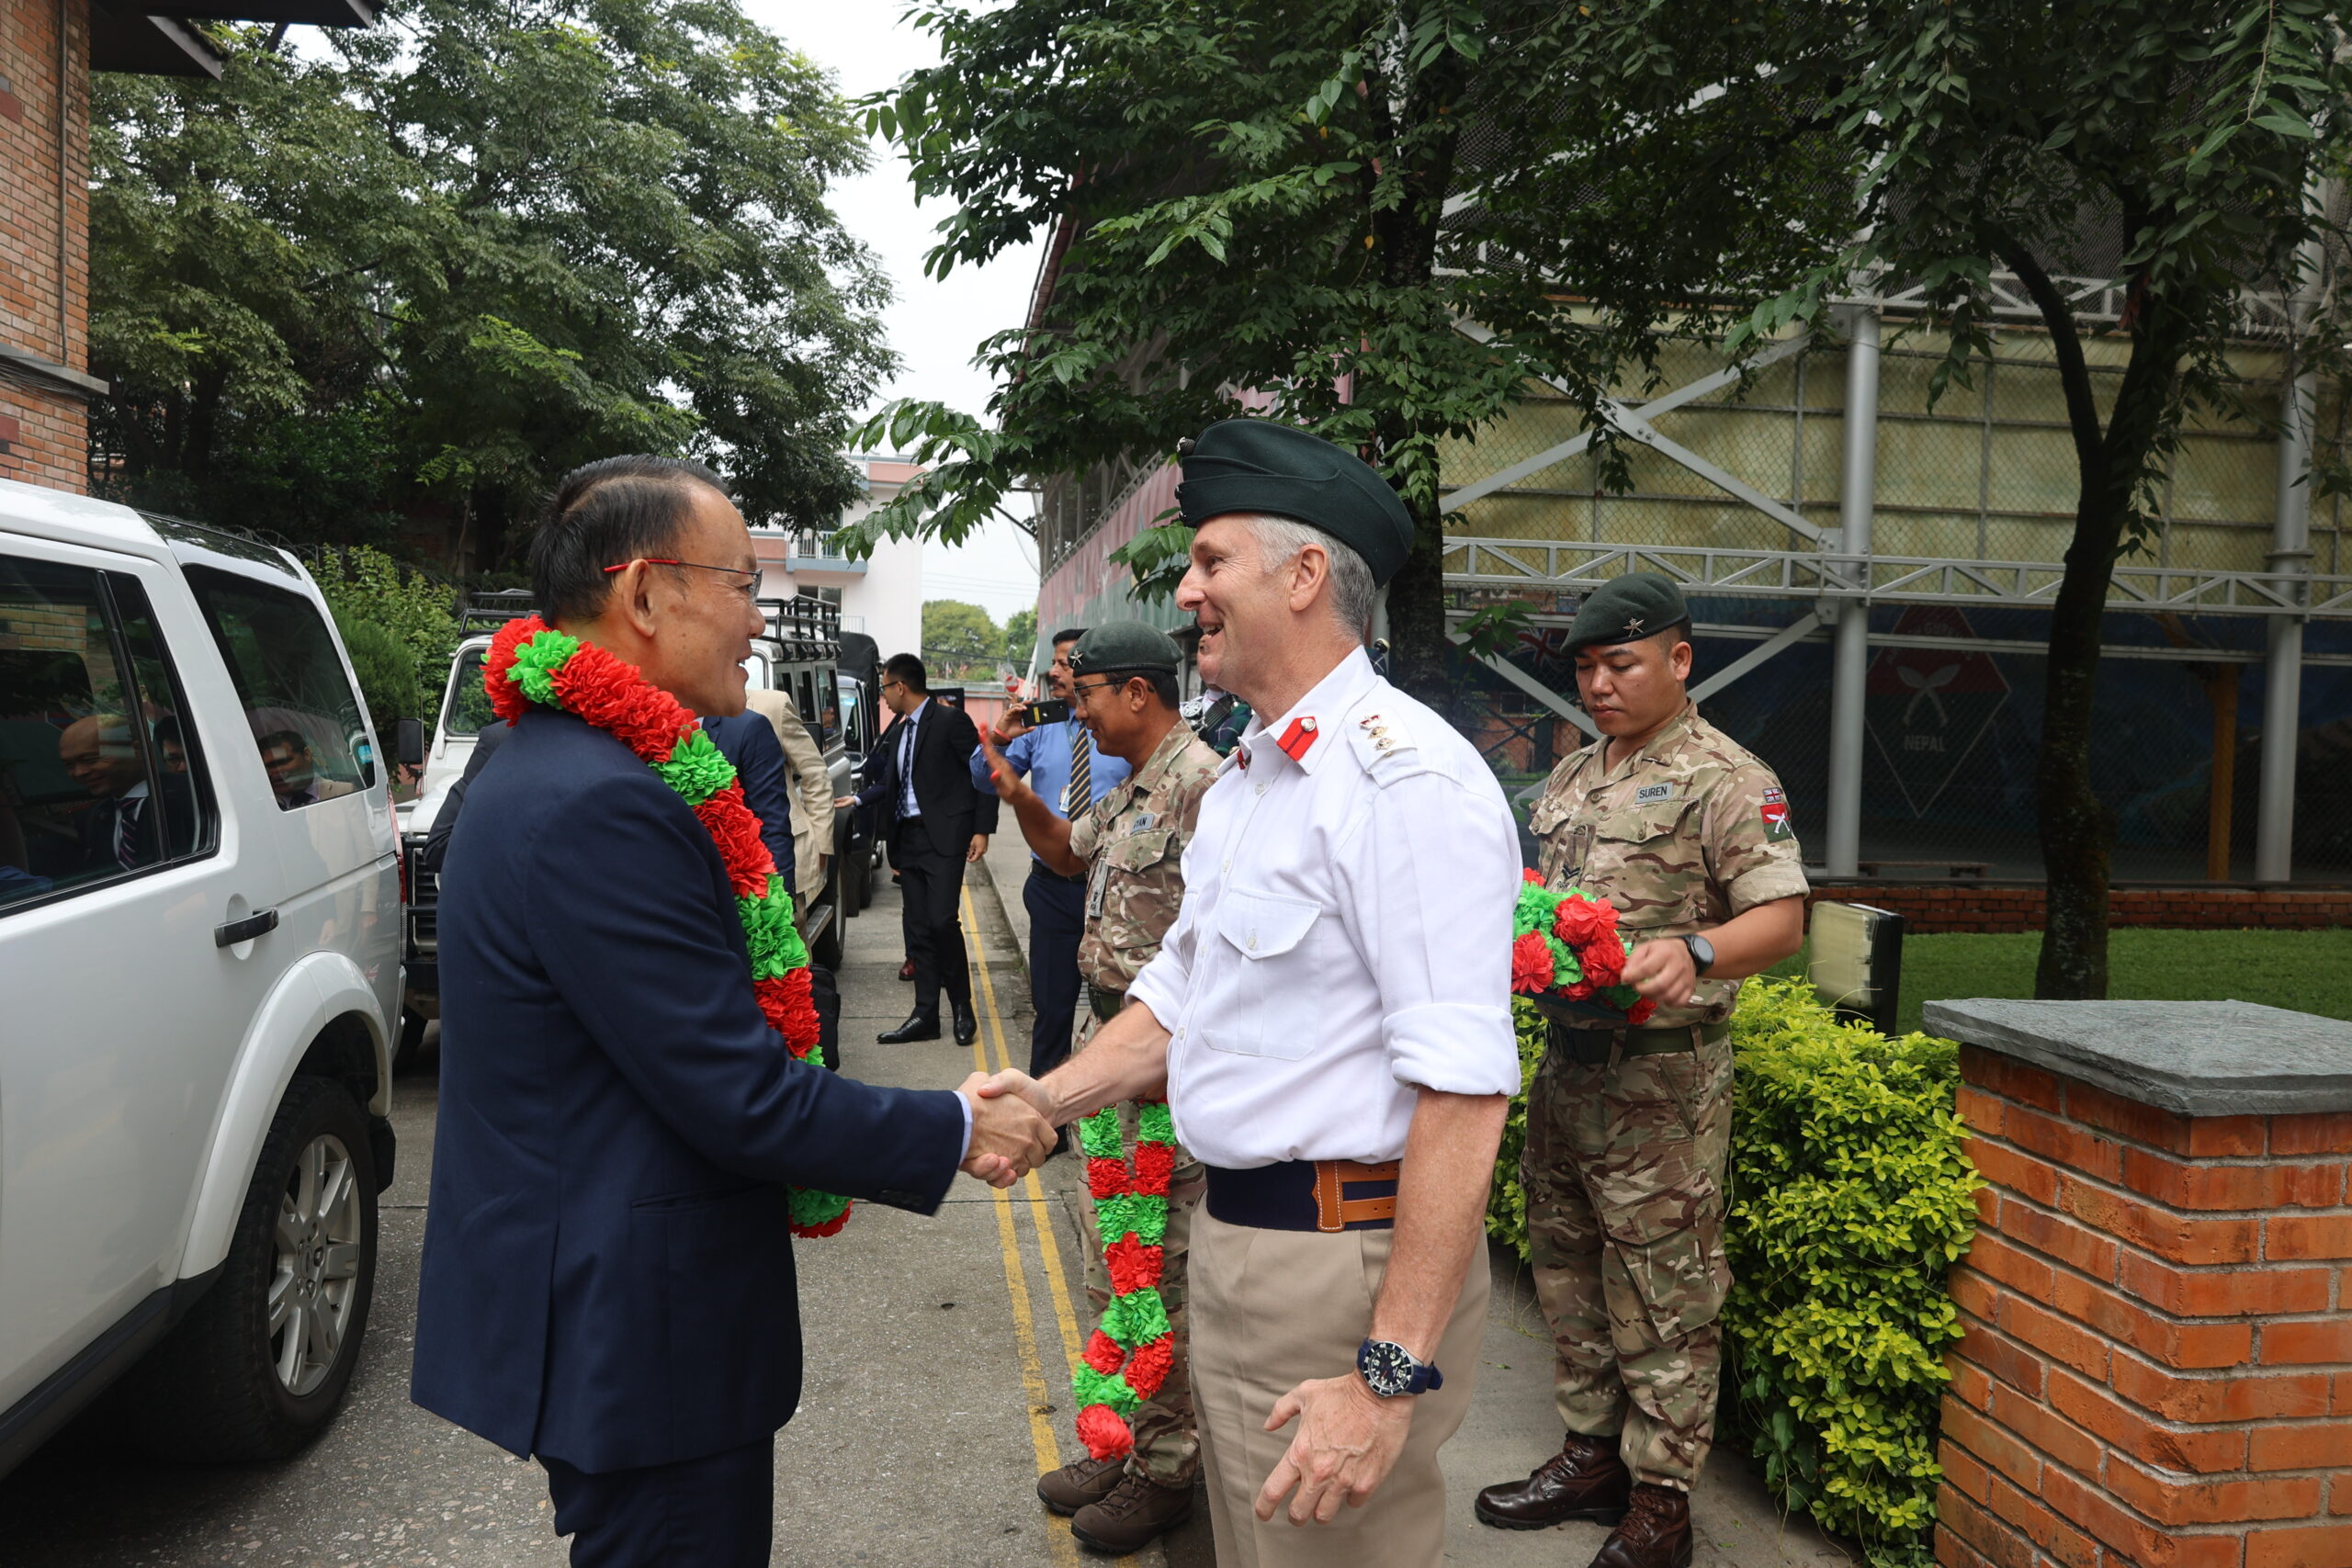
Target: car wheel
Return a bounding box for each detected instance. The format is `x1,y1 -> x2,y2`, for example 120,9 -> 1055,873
111,1074 -> 379,1461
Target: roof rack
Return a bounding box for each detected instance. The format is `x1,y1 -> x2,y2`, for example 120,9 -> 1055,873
460,588 -> 537,636
756,594 -> 842,662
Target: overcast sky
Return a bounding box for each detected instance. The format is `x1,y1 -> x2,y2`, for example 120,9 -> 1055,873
741,1 -> 1046,625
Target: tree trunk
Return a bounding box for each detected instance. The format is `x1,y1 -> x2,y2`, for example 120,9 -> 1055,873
2004,243 -> 2199,998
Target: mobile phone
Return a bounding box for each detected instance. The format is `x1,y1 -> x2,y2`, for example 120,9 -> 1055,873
1013,700 -> 1072,726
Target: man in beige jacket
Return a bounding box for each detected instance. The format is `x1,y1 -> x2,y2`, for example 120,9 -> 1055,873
744,685 -> 835,912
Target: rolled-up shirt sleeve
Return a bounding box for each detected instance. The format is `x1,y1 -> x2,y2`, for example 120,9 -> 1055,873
1338,769 -> 1521,1096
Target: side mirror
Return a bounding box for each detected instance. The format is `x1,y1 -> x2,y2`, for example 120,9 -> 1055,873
396,717 -> 427,769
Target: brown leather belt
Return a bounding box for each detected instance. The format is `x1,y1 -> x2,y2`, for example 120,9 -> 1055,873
1204,1158 -> 1401,1233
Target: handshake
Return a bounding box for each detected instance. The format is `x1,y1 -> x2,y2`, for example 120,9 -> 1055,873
955,1069 -> 1061,1187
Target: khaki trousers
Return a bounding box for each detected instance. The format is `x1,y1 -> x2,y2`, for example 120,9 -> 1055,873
1189,1209 -> 1488,1568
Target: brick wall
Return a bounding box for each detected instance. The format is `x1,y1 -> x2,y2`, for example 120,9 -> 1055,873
1811,885 -> 2352,935
1939,1046 -> 2352,1568
0,0 -> 92,495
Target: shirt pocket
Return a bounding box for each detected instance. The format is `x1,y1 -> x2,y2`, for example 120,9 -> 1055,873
1091,826 -> 1173,918
1199,888 -> 1324,1061
1591,800 -> 1701,931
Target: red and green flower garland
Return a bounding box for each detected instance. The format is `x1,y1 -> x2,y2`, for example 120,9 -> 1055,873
482,615 -> 852,1237
1070,1098 -> 1178,1461
1512,870 -> 1657,1025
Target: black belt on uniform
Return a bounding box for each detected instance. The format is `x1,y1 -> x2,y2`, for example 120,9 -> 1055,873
1205,1159 -> 1400,1233
1031,861 -> 1088,885
1550,1018 -> 1731,1067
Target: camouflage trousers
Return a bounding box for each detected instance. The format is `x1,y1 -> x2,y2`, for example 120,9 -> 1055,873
1523,1026 -> 1735,1491
1072,1011 -> 1204,1488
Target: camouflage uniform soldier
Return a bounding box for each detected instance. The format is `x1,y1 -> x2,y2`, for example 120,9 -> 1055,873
977,622 -> 1220,1556
1476,575 -> 1808,1568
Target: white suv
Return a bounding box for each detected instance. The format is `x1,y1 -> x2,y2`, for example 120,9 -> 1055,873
0,479 -> 400,1476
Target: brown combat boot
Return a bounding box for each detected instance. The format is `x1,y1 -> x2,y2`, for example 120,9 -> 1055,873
1589,1483 -> 1692,1568
1069,1472 -> 1194,1554
1475,1432 -> 1632,1529
1035,1455 -> 1124,1516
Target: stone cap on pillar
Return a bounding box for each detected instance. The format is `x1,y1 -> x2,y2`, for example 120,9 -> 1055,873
1923,998 -> 2352,1116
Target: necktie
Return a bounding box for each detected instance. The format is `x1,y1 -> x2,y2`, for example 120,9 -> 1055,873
1064,727 -> 1091,816
116,797 -> 142,869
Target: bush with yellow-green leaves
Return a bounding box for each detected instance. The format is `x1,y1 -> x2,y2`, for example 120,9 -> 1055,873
1487,980 -> 1980,1566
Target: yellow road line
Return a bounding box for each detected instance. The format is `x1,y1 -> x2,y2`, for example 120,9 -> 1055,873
963,885 -> 1083,1568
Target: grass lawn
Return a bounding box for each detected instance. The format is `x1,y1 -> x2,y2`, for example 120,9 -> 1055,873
1763,927 -> 2352,1039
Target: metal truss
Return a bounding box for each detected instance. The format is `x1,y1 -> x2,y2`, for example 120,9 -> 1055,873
1441,536 -> 2352,620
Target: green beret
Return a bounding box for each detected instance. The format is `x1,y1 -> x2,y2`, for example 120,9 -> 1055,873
1565,573 -> 1690,651
1176,419 -> 1413,588
1069,621 -> 1182,679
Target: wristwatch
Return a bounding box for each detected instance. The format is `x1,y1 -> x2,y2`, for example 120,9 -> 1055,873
1679,931 -> 1715,977
1357,1338 -> 1443,1398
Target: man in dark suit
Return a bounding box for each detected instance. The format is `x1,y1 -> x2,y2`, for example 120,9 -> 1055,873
838,653 -> 995,1046
413,455 -> 1053,1568
57,713 -> 195,874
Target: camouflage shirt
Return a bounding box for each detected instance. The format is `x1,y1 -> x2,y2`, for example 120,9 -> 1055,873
1528,701 -> 1809,1028
1067,721 -> 1223,991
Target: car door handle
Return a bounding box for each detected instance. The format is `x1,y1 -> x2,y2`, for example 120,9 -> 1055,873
215,909 -> 279,948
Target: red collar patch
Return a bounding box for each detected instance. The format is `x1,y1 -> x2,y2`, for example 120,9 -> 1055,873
1275,716 -> 1320,761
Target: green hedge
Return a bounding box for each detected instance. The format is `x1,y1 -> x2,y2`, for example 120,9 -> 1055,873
1487,980 -> 1980,1566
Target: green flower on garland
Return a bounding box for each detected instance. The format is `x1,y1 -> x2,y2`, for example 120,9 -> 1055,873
507,628 -> 581,706
653,726 -> 736,806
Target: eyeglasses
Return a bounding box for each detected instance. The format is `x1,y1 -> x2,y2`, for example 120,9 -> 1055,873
605,558 -> 760,604
1069,678 -> 1131,700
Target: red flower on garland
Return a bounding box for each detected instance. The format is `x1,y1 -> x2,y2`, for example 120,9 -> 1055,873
549,638 -> 697,759
1133,1142 -> 1174,1195
1626,998 -> 1658,1025
1554,896 -> 1618,946
483,616 -> 541,725
1521,867 -> 1544,886
1086,1157 -> 1128,1200
1124,1337 -> 1175,1400
1510,930 -> 1555,993
695,784 -> 775,896
1076,1404 -> 1135,1461
1567,981 -> 1596,1000
1083,1331 -> 1125,1376
768,966 -> 820,1056
1582,941 -> 1626,987
1105,1235 -> 1164,1295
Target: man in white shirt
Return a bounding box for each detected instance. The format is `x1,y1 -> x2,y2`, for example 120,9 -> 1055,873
979,420 -> 1521,1567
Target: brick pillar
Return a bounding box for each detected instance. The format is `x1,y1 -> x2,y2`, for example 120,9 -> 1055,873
0,0 -> 96,494
1927,1001 -> 2352,1568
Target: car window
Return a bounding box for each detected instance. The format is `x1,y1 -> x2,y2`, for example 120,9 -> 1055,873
0,556 -> 218,910
441,647 -> 497,738
184,565 -> 376,809
835,675 -> 862,753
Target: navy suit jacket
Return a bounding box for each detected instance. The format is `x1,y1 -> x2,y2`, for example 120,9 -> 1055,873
411,707 -> 966,1472
701,711 -> 795,895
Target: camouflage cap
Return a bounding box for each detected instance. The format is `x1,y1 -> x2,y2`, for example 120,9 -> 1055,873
1176,419 -> 1413,587
1565,573 -> 1690,651
1069,620 -> 1182,678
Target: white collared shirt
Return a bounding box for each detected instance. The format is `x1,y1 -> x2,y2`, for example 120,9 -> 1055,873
1126,649 -> 1522,1168
896,698 -> 929,818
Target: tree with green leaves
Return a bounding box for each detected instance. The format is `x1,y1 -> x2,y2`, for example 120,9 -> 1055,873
849,0 -> 1838,706
922,598 -> 1001,679
1656,0 -> 2351,999
90,0 -> 892,567
1001,606 -> 1039,669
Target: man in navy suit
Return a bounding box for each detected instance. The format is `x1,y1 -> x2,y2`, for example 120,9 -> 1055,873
837,653 -> 995,1046
413,455 -> 1054,1568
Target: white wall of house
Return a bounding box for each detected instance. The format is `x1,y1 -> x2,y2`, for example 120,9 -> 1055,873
751,455 -> 925,658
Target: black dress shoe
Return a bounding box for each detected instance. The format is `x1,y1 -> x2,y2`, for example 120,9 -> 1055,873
878,1012 -> 941,1043
952,1001 -> 978,1046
